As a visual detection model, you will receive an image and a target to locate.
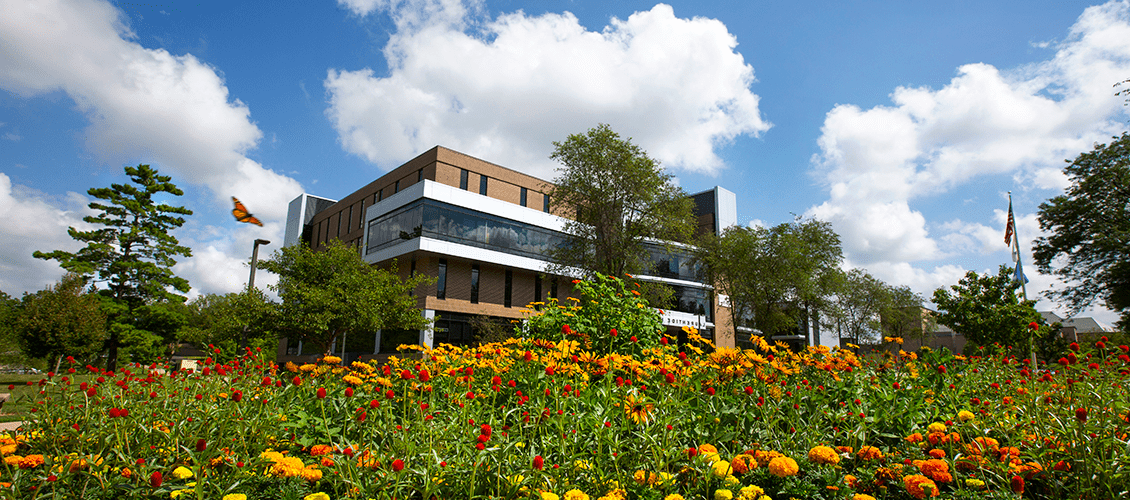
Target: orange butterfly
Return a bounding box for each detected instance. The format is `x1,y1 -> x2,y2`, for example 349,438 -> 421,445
231,197 -> 263,226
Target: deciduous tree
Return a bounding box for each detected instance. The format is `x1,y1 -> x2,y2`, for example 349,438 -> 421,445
547,124 -> 696,300
34,164 -> 193,370
257,240 -> 433,356
15,273 -> 107,371
1033,132 -> 1130,331
932,265 -> 1042,350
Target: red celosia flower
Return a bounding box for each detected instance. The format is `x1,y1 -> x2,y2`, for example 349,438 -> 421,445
610,329 -> 618,337
392,459 -> 405,472
1075,407 -> 1088,422
232,390 -> 242,402
419,369 -> 431,382
1069,342 -> 1080,351
385,389 -> 395,399
562,325 -> 572,335
344,387 -> 354,397
1028,321 -> 1039,331
630,336 -> 638,342
533,455 -> 544,470
545,366 -> 555,376
1010,475 -> 1024,494
660,337 -> 668,345
706,387 -> 715,396
292,375 -> 302,386
937,365 -> 946,374
149,471 -> 162,488
400,369 -> 415,380
317,387 -> 327,399
481,424 -> 492,437
261,376 -> 272,386
196,439 -> 207,452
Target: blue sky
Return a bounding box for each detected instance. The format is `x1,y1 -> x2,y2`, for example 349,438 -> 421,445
2,0 -> 1128,326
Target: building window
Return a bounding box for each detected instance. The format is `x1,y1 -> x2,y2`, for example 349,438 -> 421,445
543,194 -> 550,213
336,211 -> 342,237
394,180 -> 400,193
479,176 -> 488,196
409,259 -> 416,296
504,269 -> 512,307
376,189 -> 383,203
418,169 -> 423,182
460,169 -> 469,190
470,264 -> 480,304
358,201 -> 365,229
534,274 -> 542,307
520,187 -> 527,207
550,279 -> 558,300
437,259 -> 447,299
347,205 -> 354,234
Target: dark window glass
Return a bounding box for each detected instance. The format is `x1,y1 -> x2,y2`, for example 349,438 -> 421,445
377,189 -> 383,202
479,176 -> 488,196
347,205 -> 353,233
470,264 -> 480,304
358,201 -> 365,230
409,259 -> 416,296
418,169 -> 423,182
418,199 -> 567,260
460,169 -> 469,190
437,259 -> 447,299
504,269 -> 512,307
534,274 -> 542,307
645,243 -> 699,281
336,212 -> 342,237
394,180 -> 400,193
544,194 -> 550,213
366,202 -> 423,254
520,187 -> 527,207
550,279 -> 558,300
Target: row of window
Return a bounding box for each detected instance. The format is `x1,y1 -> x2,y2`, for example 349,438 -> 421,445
459,168 -> 550,212
435,258 -> 558,307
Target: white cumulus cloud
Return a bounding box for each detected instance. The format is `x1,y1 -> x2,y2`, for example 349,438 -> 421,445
326,0 -> 770,179
809,0 -> 1130,285
0,0 -> 303,296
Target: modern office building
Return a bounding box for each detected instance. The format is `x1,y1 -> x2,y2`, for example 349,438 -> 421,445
279,146 -> 736,362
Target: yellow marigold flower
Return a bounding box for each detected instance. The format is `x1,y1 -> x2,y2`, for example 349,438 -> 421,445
260,450 -> 285,462
540,492 -> 560,500
342,374 -> 363,386
350,361 -> 374,373
170,488 -> 195,499
853,495 -> 877,500
698,443 -> 718,454
223,495 -> 248,500
711,460 -> 733,478
720,474 -> 740,489
600,488 -> 626,500
664,496 -> 686,500
808,445 -> 840,465
957,410 -> 974,422
965,478 -> 985,489
172,466 -> 194,480
301,464 -> 323,482
926,422 -> 947,433
738,485 -> 765,500
303,493 -> 331,500
767,456 -> 799,477
321,355 -> 342,364
563,490 -> 590,500
715,489 -> 734,500
271,457 -> 307,477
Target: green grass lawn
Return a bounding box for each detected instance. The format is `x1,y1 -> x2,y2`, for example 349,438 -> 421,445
0,373 -> 96,423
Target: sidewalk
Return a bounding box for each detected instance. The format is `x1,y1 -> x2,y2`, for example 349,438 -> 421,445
0,421 -> 21,432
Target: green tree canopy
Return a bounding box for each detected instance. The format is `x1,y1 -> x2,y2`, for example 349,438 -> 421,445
546,124 -> 696,292
257,240 -> 434,356
181,289 -> 277,358
15,273 -> 107,371
34,165 -> 193,370
1033,132 -> 1130,331
694,217 -> 844,344
932,265 -> 1042,350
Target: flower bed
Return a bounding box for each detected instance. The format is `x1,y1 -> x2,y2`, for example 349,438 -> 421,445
2,333 -> 1128,499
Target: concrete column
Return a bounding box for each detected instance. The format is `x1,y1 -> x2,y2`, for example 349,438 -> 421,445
420,309 -> 435,349
373,330 -> 382,354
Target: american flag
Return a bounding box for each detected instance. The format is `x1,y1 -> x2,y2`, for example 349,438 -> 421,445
1004,198 -> 1015,246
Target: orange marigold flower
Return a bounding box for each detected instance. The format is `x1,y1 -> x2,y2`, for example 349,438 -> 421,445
967,437 -> 999,455
927,449 -> 945,459
698,444 -> 718,455
730,454 -> 754,474
808,446 -> 840,465
918,459 -> 951,483
905,433 -> 924,444
767,456 -> 799,477
857,446 -> 884,460
309,445 -> 333,456
19,454 -> 44,469
903,474 -> 939,499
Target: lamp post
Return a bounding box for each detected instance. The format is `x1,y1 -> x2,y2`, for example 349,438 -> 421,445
242,238 -> 270,350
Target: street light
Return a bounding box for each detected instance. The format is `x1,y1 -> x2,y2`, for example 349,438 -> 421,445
248,238 -> 271,292
242,238 -> 270,350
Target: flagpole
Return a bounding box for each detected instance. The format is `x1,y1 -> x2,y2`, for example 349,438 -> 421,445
1008,192 -> 1037,367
